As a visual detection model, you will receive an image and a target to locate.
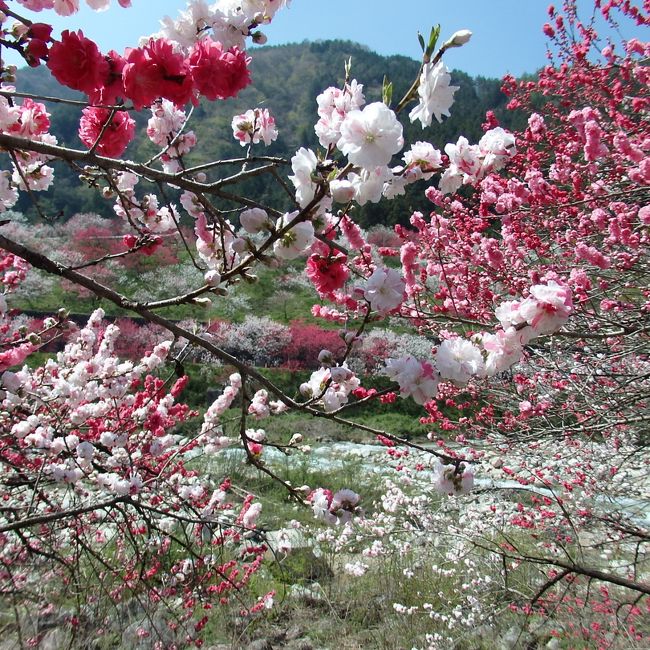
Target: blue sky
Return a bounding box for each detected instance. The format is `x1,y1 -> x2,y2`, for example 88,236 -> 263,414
4,1 -> 645,77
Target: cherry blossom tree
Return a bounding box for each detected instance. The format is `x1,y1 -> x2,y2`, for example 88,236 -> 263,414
0,0 -> 647,647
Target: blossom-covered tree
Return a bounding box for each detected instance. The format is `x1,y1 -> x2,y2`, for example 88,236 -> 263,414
0,0 -> 647,647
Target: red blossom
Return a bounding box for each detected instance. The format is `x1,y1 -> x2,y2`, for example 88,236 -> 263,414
305,254 -> 349,297
78,106 -> 136,157
188,38 -> 252,101
122,38 -> 194,110
47,30 -> 109,96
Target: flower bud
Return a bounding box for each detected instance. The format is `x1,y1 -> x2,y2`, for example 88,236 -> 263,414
330,366 -> 353,382
444,29 -> 472,48
231,237 -> 247,253
252,31 -> 267,45
12,22 -> 28,38
289,433 -> 303,445
318,349 -> 334,366
240,207 -> 269,234
204,270 -> 221,286
330,179 -> 355,203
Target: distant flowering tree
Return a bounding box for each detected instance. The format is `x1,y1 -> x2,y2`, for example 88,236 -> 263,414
0,0 -> 648,647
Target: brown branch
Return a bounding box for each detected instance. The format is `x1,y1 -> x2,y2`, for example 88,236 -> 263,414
0,233 -> 465,465
0,496 -> 127,534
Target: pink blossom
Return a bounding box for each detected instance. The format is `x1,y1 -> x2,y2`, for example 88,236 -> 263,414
363,267 -> 405,314
306,254 -> 349,297
90,50 -> 126,105
338,102 -> 404,169
47,30 -> 109,96
435,338 -> 485,384
288,148 -> 318,206
519,281 -> 573,336
232,108 -> 277,146
384,355 -> 439,405
188,38 -> 251,101
78,107 -> 135,157
123,39 -> 193,110
402,141 -> 442,180
0,342 -> 34,372
273,212 -> 315,260
409,61 -> 458,128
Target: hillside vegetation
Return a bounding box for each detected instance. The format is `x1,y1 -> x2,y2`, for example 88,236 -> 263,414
13,39 -> 522,227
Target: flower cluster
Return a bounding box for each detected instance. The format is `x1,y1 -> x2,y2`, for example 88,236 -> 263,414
300,363 -> 360,412
384,280 -> 573,400
439,127 -> 517,194
232,107 -> 278,146
309,487 -> 361,525
0,94 -> 56,198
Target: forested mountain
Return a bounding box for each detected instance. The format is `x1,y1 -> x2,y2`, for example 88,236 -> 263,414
13,40 -> 524,227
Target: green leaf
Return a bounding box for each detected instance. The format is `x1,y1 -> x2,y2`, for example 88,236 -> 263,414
426,24 -> 441,58
382,75 -> 393,107
344,56 -> 352,81
417,31 -> 426,53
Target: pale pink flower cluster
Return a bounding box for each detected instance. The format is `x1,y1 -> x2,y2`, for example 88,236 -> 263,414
273,211 -> 315,259
402,141 -> 443,181
242,501 -> 262,528
315,79 -> 365,148
475,328 -> 527,377
239,207 -> 270,234
383,281 -> 574,399
3,310 -> 174,493
112,172 -> 178,233
231,108 -> 278,146
435,338 -> 485,384
384,355 -> 439,405
363,267 -> 406,314
439,128 -> 516,194
337,102 -> 404,170
338,140 -> 443,206
0,171 -> 18,213
194,212 -> 238,270
248,389 -> 270,418
198,372 -> 241,452
16,0 -> 131,15
436,282 -> 572,384
409,61 -> 459,128
156,0 -> 290,52
495,280 -> 574,338
0,93 -> 57,196
147,99 -> 197,173
347,166 -> 392,205
289,147 -> 318,207
310,487 -> 361,525
435,459 -> 476,496
300,364 -> 360,412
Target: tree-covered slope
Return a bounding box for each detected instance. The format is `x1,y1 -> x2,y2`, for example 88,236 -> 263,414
13,40 -> 522,226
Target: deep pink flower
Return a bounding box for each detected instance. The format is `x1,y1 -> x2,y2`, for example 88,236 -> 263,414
78,106 -> 135,157
47,30 -> 109,96
122,39 -> 193,110
188,38 -> 251,101
0,343 -> 35,373
306,254 -> 349,297
89,50 -> 126,106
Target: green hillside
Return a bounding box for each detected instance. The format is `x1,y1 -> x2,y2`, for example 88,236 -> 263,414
13,40 -> 521,226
